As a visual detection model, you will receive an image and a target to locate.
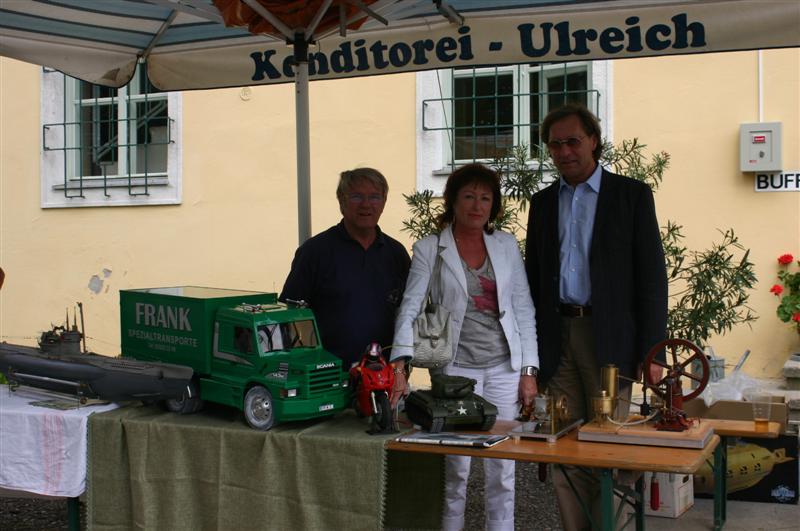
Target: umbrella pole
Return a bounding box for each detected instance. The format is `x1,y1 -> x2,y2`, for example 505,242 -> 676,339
294,36 -> 312,244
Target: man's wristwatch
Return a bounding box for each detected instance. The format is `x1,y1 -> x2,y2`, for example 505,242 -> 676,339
521,366 -> 539,377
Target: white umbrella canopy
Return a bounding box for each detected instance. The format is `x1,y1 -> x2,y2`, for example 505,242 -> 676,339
1,0 -> 798,241
2,0 -> 798,90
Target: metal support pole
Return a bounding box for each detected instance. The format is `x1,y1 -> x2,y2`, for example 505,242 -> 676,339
599,468 -> 614,531
294,34 -> 312,244
67,496 -> 80,531
713,435 -> 728,530
634,474 -> 645,531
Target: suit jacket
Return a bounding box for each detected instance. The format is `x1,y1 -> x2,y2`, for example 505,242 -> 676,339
392,225 -> 539,371
525,169 -> 667,384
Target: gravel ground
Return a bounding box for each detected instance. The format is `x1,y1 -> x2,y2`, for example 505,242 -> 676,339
0,460 -> 561,530
0,496 -> 74,531
465,458 -> 563,530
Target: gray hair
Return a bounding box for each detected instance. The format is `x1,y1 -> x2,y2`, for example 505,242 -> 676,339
336,167 -> 389,202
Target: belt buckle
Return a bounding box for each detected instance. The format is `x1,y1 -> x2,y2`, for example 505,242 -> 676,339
561,303 -> 585,317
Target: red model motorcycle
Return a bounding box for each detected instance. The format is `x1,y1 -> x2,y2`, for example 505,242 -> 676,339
349,342 -> 395,434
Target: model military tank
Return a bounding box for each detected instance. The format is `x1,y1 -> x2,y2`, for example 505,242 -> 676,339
404,374 -> 498,432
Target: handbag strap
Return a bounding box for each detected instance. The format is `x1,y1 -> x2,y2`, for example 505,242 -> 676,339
421,234 -> 444,312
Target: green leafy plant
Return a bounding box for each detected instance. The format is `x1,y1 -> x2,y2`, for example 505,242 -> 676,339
401,190 -> 443,241
601,138 -> 669,191
771,253 -> 800,334
403,138 -> 757,346
662,224 -> 757,346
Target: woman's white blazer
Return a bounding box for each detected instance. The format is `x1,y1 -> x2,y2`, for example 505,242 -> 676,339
391,225 -> 539,371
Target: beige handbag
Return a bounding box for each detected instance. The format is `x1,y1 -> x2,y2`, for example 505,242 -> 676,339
411,237 -> 453,369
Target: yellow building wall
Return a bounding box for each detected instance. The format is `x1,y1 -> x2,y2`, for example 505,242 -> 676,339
614,49 -> 800,376
0,58 -> 417,356
1,48 -> 798,378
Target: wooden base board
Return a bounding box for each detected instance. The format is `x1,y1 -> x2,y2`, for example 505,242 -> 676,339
578,418 -> 714,448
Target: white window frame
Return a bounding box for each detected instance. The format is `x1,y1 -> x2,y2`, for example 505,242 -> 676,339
447,64 -> 518,164
40,68 -> 182,208
416,60 -> 612,194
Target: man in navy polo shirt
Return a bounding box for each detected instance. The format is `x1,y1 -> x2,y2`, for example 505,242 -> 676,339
280,167 -> 411,368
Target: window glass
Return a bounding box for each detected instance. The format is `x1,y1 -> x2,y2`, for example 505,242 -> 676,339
453,72 -> 513,160
68,63 -> 169,180
530,68 -> 588,148
78,93 -> 118,176
258,320 -> 319,353
449,64 -> 590,163
234,326 -> 255,354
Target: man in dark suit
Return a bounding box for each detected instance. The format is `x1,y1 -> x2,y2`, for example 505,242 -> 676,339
525,104 -> 667,531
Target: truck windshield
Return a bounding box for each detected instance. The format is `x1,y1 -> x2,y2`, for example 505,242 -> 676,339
257,320 -> 318,353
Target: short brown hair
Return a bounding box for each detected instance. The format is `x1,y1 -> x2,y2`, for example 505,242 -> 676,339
336,167 -> 388,202
542,104 -> 603,162
437,163 -> 502,233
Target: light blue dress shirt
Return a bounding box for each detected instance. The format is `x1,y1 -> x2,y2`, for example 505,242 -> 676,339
558,164 -> 602,306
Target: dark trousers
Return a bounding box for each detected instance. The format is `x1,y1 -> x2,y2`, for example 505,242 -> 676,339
546,316 -> 632,531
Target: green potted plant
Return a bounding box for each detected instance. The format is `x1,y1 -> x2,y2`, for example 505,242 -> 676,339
661,224 -> 757,348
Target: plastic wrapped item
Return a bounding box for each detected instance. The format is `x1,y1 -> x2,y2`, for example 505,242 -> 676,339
699,369 -> 759,406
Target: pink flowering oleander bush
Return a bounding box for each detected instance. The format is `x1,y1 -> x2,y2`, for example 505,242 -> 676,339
772,253 -> 800,334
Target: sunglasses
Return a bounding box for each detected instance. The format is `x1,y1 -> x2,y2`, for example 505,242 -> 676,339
546,135 -> 587,151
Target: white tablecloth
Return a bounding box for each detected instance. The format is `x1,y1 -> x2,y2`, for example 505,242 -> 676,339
0,386 -> 118,497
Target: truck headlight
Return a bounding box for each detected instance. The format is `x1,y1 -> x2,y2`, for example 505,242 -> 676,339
281,388 -> 298,398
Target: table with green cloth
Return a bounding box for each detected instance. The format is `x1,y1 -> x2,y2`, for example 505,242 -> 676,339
88,403 -> 443,530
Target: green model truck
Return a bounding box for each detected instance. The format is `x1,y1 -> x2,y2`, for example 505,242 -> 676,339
120,286 -> 350,430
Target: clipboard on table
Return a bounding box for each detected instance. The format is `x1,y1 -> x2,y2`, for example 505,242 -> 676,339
396,432 -> 509,448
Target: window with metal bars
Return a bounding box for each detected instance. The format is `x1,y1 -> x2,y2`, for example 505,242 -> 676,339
424,62 -> 598,164
40,63 -> 181,208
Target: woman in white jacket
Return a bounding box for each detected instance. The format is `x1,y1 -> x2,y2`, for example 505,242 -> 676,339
390,163 -> 539,531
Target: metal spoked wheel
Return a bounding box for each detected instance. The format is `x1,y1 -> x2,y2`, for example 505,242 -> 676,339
644,338 -> 710,401
244,385 -> 275,431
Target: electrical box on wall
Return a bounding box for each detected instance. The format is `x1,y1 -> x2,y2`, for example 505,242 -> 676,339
740,122 -> 782,172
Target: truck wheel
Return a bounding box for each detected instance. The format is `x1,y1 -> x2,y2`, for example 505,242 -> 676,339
372,393 -> 392,432
164,380 -> 204,414
244,386 -> 274,430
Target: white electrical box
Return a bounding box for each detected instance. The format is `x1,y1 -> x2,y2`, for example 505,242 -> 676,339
740,122 -> 782,172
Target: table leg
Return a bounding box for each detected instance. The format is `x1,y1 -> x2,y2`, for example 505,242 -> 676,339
557,465 -> 631,531
635,474 -> 645,531
67,496 -> 80,531
600,468 -> 614,531
713,435 -> 728,531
